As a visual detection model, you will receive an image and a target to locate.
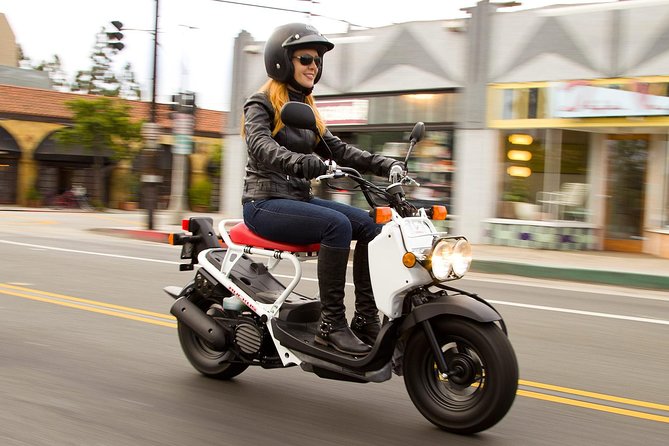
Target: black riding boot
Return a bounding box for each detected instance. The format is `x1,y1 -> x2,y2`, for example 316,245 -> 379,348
314,245 -> 371,355
350,243 -> 381,346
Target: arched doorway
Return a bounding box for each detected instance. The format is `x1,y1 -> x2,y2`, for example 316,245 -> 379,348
34,131 -> 114,206
0,126 -> 21,204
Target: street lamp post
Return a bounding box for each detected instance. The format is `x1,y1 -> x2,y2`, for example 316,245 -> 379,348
113,0 -> 161,229
143,0 -> 161,229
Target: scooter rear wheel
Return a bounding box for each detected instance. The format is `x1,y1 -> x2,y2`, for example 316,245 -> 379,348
177,294 -> 248,380
403,317 -> 518,434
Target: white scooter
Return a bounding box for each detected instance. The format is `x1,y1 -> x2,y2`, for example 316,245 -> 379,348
164,102 -> 518,434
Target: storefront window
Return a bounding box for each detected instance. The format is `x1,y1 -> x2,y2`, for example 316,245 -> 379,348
367,93 -> 457,125
499,129 -> 589,220
664,136 -> 669,228
324,130 -> 454,213
499,87 -> 549,119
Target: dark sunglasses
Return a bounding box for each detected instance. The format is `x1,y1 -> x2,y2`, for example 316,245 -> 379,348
293,55 -> 322,66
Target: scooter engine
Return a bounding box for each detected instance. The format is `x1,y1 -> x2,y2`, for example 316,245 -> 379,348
233,320 -> 264,355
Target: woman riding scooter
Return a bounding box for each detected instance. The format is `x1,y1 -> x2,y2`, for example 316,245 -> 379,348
241,23 -> 403,355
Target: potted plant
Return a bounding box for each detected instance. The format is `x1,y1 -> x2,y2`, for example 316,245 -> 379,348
501,177 -> 538,220
189,177 -> 212,212
121,173 -> 140,211
26,184 -> 42,207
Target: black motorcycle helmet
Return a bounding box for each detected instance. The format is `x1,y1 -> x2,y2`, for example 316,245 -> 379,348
264,23 -> 334,87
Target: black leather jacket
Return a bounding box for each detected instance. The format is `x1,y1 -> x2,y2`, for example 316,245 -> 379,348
241,90 -> 398,203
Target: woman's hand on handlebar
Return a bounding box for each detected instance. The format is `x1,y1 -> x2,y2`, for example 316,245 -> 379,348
297,154 -> 328,179
389,163 -> 406,184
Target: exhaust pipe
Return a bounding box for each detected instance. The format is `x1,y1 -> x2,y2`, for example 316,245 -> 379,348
170,296 -> 228,350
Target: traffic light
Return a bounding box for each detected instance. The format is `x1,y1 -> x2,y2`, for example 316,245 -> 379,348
107,21 -> 124,51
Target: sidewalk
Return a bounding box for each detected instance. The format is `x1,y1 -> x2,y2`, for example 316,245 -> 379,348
3,207 -> 668,290
96,210 -> 669,291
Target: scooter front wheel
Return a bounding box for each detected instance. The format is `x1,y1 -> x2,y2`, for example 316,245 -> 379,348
177,294 -> 248,380
403,317 -> 518,434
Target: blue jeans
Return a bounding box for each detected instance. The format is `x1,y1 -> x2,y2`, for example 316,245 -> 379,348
243,198 -> 381,249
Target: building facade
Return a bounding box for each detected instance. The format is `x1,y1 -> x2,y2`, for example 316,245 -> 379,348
224,0 -> 669,258
0,12 -> 226,212
0,84 -> 225,210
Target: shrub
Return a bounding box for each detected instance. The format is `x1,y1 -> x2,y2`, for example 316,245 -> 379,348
189,178 -> 211,209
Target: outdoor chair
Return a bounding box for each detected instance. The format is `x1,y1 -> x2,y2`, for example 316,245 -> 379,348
537,182 -> 589,220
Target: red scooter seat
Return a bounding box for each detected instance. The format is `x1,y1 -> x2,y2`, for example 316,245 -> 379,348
228,222 -> 320,253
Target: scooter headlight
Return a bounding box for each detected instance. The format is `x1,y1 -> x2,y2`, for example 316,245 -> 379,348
451,239 -> 473,277
429,237 -> 472,280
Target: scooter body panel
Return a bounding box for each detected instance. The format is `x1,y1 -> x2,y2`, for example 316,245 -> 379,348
368,218 -> 434,319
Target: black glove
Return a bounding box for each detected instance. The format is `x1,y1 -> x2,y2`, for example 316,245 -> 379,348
298,154 -> 327,179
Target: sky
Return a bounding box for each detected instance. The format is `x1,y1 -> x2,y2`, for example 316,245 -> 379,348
0,0 -> 625,111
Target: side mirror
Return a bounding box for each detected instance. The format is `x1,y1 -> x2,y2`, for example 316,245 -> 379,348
403,122 -> 426,170
280,102 -> 318,133
410,122 -> 425,144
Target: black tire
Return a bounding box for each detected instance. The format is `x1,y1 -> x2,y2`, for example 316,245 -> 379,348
177,294 -> 248,380
403,317 -> 518,434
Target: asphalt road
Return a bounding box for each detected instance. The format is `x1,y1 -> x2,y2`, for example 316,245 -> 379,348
1,212 -> 667,445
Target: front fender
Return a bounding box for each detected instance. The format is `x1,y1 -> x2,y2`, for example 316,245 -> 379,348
400,293 -> 502,333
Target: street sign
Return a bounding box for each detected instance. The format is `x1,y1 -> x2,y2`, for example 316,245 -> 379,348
172,113 -> 194,155
141,122 -> 162,150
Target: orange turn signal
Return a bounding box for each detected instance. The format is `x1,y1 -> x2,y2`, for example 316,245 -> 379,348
402,252 -> 416,268
373,207 -> 392,224
431,205 -> 447,220
168,233 -> 176,245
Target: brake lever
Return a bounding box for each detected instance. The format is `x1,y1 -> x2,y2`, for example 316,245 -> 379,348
315,169 -> 347,181
325,159 -> 338,174
403,176 -> 420,187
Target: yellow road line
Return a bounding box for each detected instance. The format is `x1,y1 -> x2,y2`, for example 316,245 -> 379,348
520,379 -> 669,412
0,283 -> 174,320
0,284 -> 176,328
1,283 -> 667,423
517,390 -> 669,424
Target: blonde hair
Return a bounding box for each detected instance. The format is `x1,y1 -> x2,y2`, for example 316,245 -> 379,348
241,79 -> 327,138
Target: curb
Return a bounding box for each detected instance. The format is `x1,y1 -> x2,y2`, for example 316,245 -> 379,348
471,260 -> 669,291
89,228 -> 170,244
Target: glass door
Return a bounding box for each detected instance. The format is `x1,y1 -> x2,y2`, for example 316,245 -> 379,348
604,135 -> 648,252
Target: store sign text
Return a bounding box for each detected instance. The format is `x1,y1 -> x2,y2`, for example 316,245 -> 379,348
551,81 -> 669,118
315,99 -> 369,125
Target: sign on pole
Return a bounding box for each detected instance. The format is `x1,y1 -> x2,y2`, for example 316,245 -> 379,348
172,113 -> 194,155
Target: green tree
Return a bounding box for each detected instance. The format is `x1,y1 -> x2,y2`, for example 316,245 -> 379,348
17,43 -> 31,68
71,28 -> 120,96
35,54 -> 69,91
56,97 -> 144,206
118,62 -> 142,100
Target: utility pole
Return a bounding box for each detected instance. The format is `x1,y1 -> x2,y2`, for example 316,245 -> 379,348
141,0 -> 162,229
111,1 -> 161,229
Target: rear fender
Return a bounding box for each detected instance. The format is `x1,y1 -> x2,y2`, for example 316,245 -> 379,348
400,293 -> 502,334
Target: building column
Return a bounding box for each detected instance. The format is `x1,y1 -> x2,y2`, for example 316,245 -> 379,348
452,0 -> 498,243
221,30 -> 255,218
452,129 -> 499,243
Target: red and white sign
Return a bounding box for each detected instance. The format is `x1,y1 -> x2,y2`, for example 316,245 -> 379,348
315,99 -> 369,125
551,81 -> 669,118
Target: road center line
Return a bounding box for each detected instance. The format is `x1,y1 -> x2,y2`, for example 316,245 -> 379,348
0,239 -> 179,264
